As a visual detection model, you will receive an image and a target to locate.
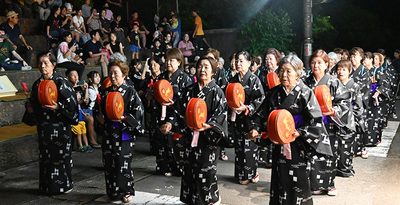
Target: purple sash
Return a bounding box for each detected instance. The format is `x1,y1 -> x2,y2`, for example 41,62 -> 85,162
293,114 -> 304,129
322,115 -> 330,125
112,122 -> 131,141
370,83 -> 378,93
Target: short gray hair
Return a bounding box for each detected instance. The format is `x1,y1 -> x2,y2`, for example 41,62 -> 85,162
327,52 -> 339,64
279,54 -> 304,77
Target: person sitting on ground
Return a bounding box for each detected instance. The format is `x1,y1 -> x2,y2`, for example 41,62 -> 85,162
0,11 -> 34,65
32,0 -> 51,21
59,6 -> 73,33
106,32 -> 124,56
56,32 -> 85,77
99,9 -> 111,41
46,6 -> 63,40
81,0 -> 92,21
66,68 -> 94,153
0,29 -> 31,71
72,9 -> 88,45
83,29 -> 109,77
178,33 -> 195,64
103,3 -> 113,21
86,8 -> 102,33
110,14 -> 125,43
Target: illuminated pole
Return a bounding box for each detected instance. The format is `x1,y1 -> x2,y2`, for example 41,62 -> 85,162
176,0 -> 179,13
303,0 -> 313,70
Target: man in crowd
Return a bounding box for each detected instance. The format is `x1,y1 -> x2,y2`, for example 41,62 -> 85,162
0,28 -> 31,71
0,11 -> 33,65
83,30 -> 108,76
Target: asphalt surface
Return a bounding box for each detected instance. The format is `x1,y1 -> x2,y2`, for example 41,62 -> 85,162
1,102 -> 400,205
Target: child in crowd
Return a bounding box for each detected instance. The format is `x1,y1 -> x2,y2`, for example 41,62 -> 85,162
128,23 -> 141,60
151,39 -> 164,63
86,70 -> 102,148
67,68 -> 93,153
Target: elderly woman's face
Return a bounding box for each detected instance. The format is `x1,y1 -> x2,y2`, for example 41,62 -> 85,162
236,54 -> 250,74
265,54 -> 278,69
197,59 -> 213,83
110,65 -> 125,86
311,56 -> 328,77
39,56 -> 55,80
279,63 -> 299,88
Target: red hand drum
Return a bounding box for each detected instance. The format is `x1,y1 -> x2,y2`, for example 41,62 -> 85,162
267,109 -> 296,144
154,79 -> 174,104
225,83 -> 245,109
267,72 -> 280,89
314,85 -> 333,115
185,98 -> 207,130
102,77 -> 112,90
105,92 -> 124,121
38,80 -> 58,106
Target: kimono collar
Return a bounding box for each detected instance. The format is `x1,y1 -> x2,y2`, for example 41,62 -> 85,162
282,80 -> 302,95
197,79 -> 217,98
238,70 -> 252,84
169,68 -> 183,82
315,73 -> 331,86
341,77 -> 354,87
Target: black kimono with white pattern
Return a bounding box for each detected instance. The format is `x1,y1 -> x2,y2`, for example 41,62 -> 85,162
230,70 -> 265,181
30,72 -> 79,195
179,80 -> 228,205
156,69 -> 193,175
366,66 -> 391,146
264,80 -> 331,205
335,78 -> 364,177
101,81 -> 144,200
305,73 -> 353,191
350,65 -> 370,153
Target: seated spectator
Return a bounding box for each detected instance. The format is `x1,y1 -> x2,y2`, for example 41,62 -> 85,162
46,6 -> 63,40
0,29 -> 31,71
110,15 -> 125,43
160,16 -> 171,35
56,32 -> 85,77
0,11 -> 34,65
178,33 -> 195,64
103,3 -> 113,21
48,0 -> 63,7
100,9 -> 111,41
152,25 -> 164,43
32,0 -> 51,21
106,32 -> 124,55
66,68 -> 94,153
162,33 -> 173,51
72,9 -> 89,45
59,6 -> 73,33
83,30 -> 108,77
86,8 -> 102,33
81,0 -> 92,21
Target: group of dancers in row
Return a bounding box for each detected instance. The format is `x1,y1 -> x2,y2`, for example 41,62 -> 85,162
29,45 -> 399,205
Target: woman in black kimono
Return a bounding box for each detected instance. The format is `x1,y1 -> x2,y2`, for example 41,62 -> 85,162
305,49 -> 352,196
335,60 -> 365,177
179,56 -> 228,205
101,60 -> 144,203
30,52 -> 79,195
258,48 -> 282,168
230,50 -> 265,185
349,47 -> 370,158
261,54 -> 332,205
365,53 -> 391,146
158,48 -> 193,176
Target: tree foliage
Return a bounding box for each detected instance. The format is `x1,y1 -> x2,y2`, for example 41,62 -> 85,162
240,9 -> 295,55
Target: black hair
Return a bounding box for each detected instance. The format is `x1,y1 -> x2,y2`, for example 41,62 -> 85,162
87,70 -> 100,85
235,50 -> 252,62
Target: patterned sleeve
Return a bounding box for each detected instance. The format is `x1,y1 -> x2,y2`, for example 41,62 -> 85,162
298,88 -> 332,156
376,68 -> 393,98
124,87 -> 144,134
205,89 -> 228,144
247,76 -> 265,116
352,84 -> 366,132
55,78 -> 79,125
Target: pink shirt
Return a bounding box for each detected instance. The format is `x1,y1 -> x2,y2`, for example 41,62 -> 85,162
178,40 -> 194,57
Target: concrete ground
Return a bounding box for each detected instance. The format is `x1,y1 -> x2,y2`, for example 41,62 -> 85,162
1,105 -> 400,205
